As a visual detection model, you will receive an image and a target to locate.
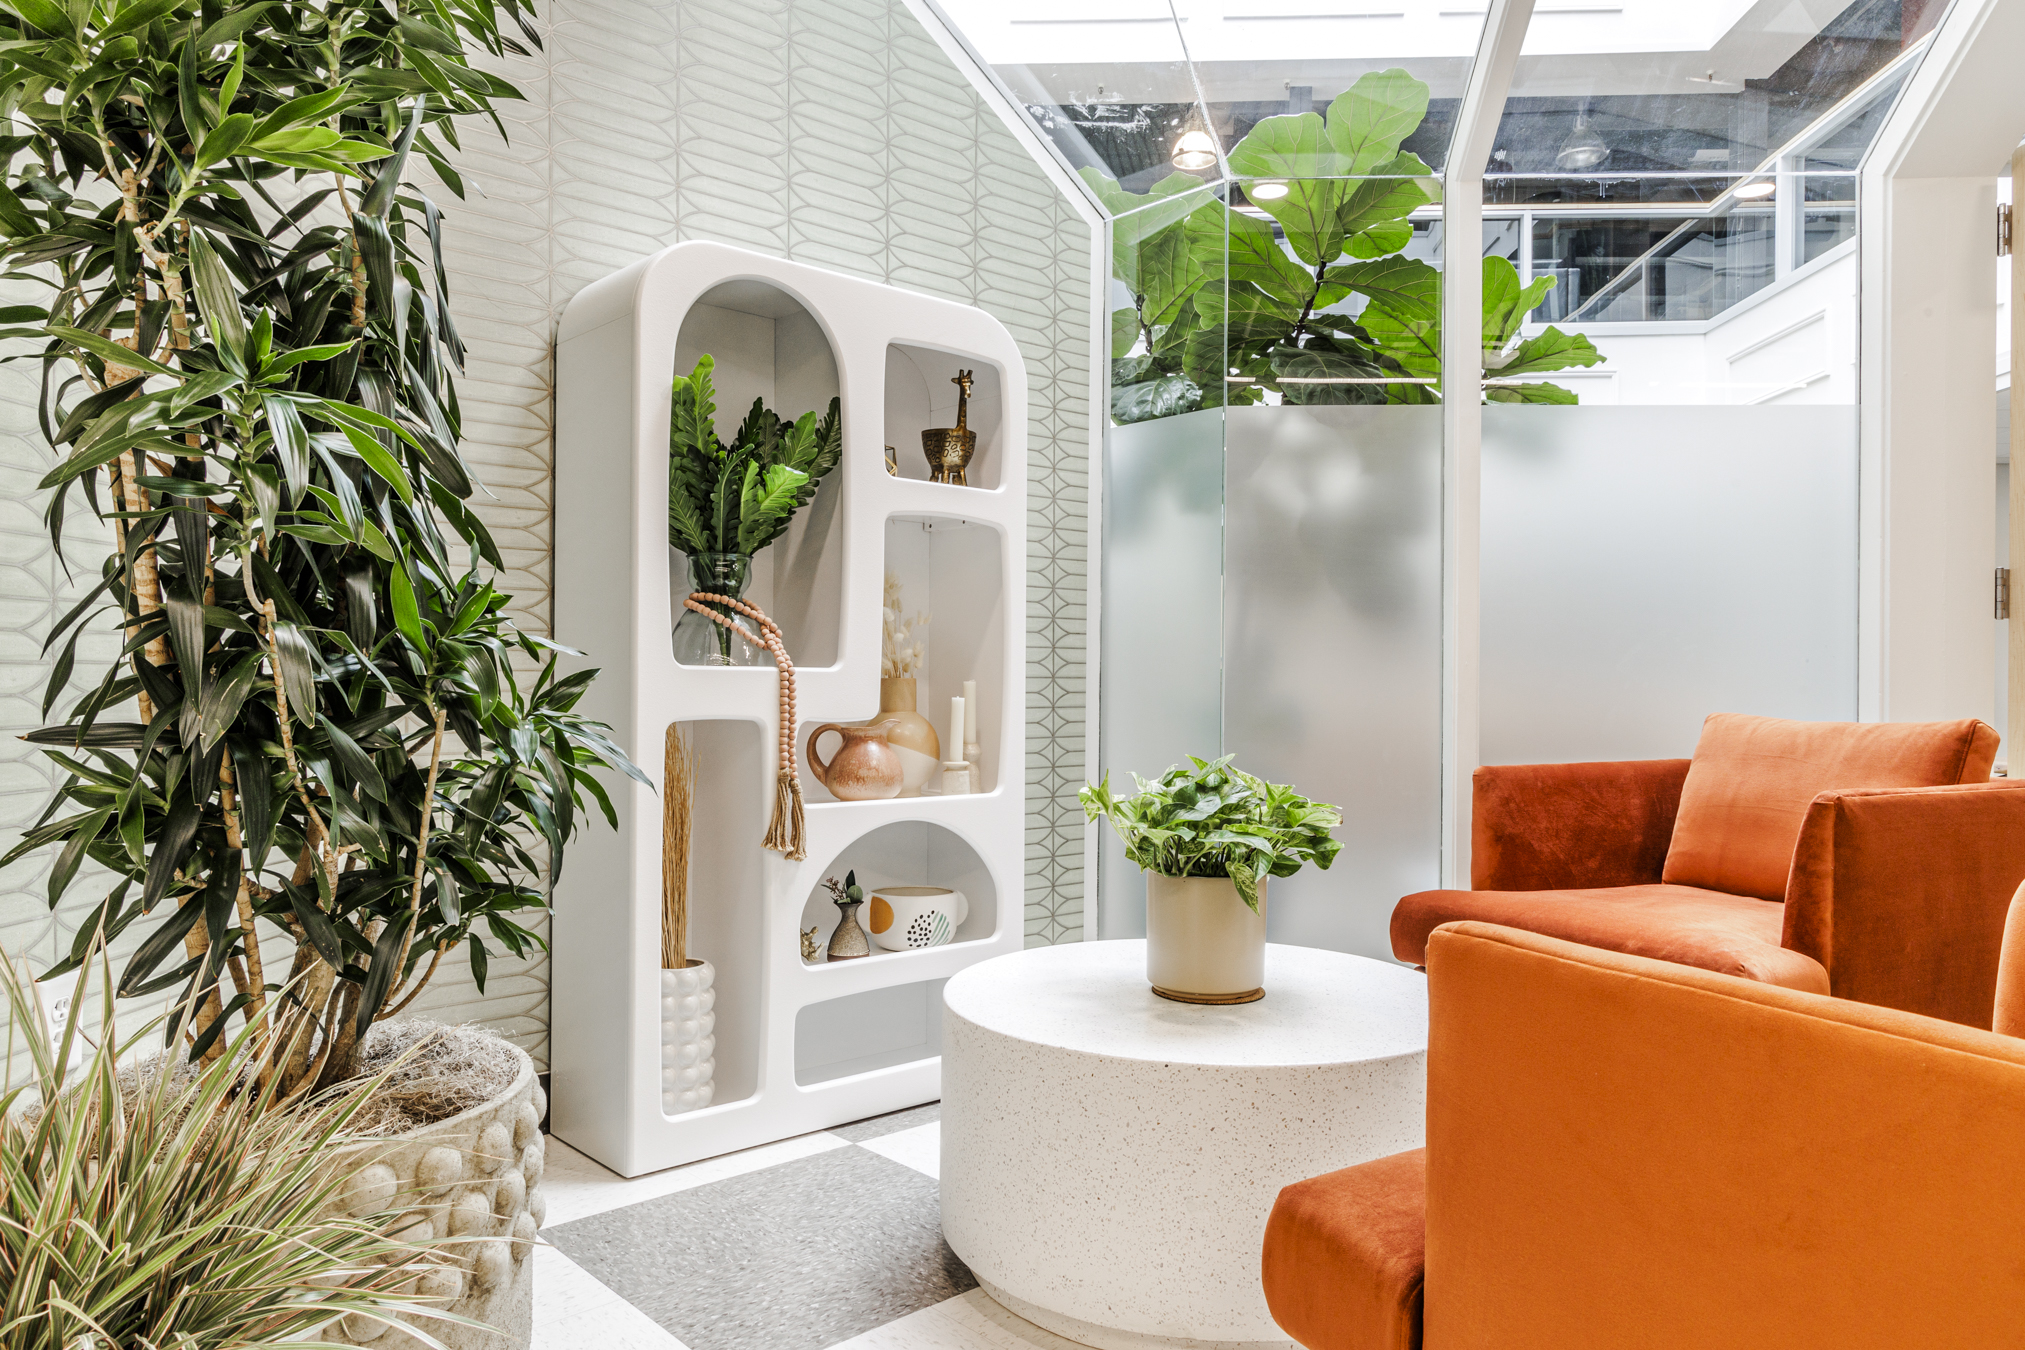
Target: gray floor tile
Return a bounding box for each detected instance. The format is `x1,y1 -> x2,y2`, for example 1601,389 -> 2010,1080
830,1100 -> 940,1142
544,1143 -> 973,1350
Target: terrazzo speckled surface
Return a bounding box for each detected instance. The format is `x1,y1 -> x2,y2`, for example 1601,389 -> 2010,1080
940,942 -> 1428,1349
543,1105 -> 977,1350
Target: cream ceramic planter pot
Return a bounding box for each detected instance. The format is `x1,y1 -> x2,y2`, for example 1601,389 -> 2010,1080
1145,874 -> 1267,1004
329,1041 -> 544,1350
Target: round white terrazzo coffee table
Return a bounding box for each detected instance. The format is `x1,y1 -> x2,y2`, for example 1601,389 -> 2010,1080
940,939 -> 1428,1350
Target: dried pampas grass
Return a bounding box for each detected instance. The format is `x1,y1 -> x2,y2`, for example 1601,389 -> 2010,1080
662,721 -> 695,969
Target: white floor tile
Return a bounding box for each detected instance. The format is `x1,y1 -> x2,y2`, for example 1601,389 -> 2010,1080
540,1130 -> 852,1227
859,1121 -> 940,1179
823,1290 -> 1090,1350
532,1243 -> 692,1350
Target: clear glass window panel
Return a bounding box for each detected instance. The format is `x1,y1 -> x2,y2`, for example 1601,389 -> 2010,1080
932,0 -> 1206,190
1485,0 -> 1927,196
1170,0 -> 1491,174
1801,208 -> 1858,266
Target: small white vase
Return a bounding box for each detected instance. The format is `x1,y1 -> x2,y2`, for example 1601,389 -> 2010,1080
867,886 -> 969,951
660,961 -> 716,1115
1144,874 -> 1266,1004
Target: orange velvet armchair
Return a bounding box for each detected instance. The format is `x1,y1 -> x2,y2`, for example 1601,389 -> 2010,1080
1263,913 -> 2025,1350
1392,713 -> 2025,1027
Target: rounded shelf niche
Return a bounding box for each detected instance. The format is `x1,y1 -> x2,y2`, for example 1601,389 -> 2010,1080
670,279 -> 845,669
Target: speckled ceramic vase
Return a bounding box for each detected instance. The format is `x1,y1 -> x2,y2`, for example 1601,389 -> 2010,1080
1145,874 -> 1267,1005
827,900 -> 872,961
327,1039 -> 543,1349
660,961 -> 716,1115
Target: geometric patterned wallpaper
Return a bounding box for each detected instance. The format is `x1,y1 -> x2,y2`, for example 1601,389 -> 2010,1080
0,0 -> 1093,1070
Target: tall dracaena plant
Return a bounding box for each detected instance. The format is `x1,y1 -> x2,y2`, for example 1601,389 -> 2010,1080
0,0 -> 644,1098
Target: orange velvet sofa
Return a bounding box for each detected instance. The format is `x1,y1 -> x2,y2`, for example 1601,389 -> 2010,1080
1263,913 -> 2025,1350
1393,713 -> 2025,1027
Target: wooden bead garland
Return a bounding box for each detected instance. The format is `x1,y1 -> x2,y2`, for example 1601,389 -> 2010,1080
681,592 -> 807,860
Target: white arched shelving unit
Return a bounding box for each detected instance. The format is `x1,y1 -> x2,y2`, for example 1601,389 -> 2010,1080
552,241 -> 1027,1177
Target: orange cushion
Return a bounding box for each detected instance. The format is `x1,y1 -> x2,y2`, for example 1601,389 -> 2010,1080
1262,1148 -> 1425,1350
1661,714 -> 1998,902
1392,883 -> 1827,992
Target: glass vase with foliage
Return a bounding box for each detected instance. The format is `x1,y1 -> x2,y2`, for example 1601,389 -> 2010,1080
1088,68 -> 1605,424
1080,756 -> 1342,911
667,354 -> 842,666
0,0 -> 644,1101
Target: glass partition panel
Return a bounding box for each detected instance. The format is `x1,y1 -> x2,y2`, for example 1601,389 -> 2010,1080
1482,406 -> 1859,764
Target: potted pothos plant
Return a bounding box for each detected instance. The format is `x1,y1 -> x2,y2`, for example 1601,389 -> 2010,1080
667,354 -> 842,666
0,0 -> 644,1143
1082,756 -> 1341,1004
1083,68 -> 1604,423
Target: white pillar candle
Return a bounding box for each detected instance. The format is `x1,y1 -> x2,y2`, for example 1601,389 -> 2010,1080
963,680 -> 978,742
949,696 -> 966,762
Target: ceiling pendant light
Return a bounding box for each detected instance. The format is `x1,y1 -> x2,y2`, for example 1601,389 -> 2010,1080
1250,180 -> 1290,201
1172,127 -> 1219,172
1733,179 -> 1776,199
1555,105 -> 1610,172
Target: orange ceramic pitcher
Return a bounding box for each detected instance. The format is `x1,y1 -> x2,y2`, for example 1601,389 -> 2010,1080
805,719 -> 906,801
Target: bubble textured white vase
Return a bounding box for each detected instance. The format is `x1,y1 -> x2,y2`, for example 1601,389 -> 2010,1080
661,961 -> 717,1115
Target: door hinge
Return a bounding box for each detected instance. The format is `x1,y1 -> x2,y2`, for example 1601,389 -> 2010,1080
2001,567 -> 2013,620
2002,204 -> 2015,257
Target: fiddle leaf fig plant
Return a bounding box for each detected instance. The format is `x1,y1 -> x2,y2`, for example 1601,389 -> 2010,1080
0,0 -> 646,1099
1080,756 -> 1342,912
1092,67 -> 1604,422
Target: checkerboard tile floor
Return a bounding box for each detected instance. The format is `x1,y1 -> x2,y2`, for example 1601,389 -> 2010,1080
534,1104 -> 1083,1350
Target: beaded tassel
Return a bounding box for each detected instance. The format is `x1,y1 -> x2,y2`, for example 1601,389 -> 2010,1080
682,592 -> 807,861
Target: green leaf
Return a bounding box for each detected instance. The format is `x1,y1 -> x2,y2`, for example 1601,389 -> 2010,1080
270,621 -> 319,728
1325,255 -> 1441,324
189,232 -> 247,358
44,325 -> 178,377
102,0 -> 183,38
335,420 -> 415,503
1225,116 -> 1350,267
1193,207 -> 1317,312
1336,157 -> 1438,239
1486,380 -> 1580,404
196,653 -> 261,750
1481,254 -> 1557,350
1325,68 -> 1430,175
262,394 -> 310,501
389,560 -> 426,652
319,713 -> 388,802
1487,325 -> 1603,379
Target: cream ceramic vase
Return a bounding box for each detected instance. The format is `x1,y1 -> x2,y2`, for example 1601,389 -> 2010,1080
660,961 -> 716,1115
868,885 -> 969,951
1144,874 -> 1267,1004
876,677 -> 941,796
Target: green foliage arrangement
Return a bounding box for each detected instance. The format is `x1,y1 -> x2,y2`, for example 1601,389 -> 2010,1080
667,354 -> 844,558
0,945 -> 475,1348
0,0 -> 644,1098
1086,68 -> 1604,423
1080,755 -> 1343,912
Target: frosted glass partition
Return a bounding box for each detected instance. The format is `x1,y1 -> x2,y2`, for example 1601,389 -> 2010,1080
1481,406 -> 1859,766
1224,407 -> 1442,959
1099,410 -> 1225,939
